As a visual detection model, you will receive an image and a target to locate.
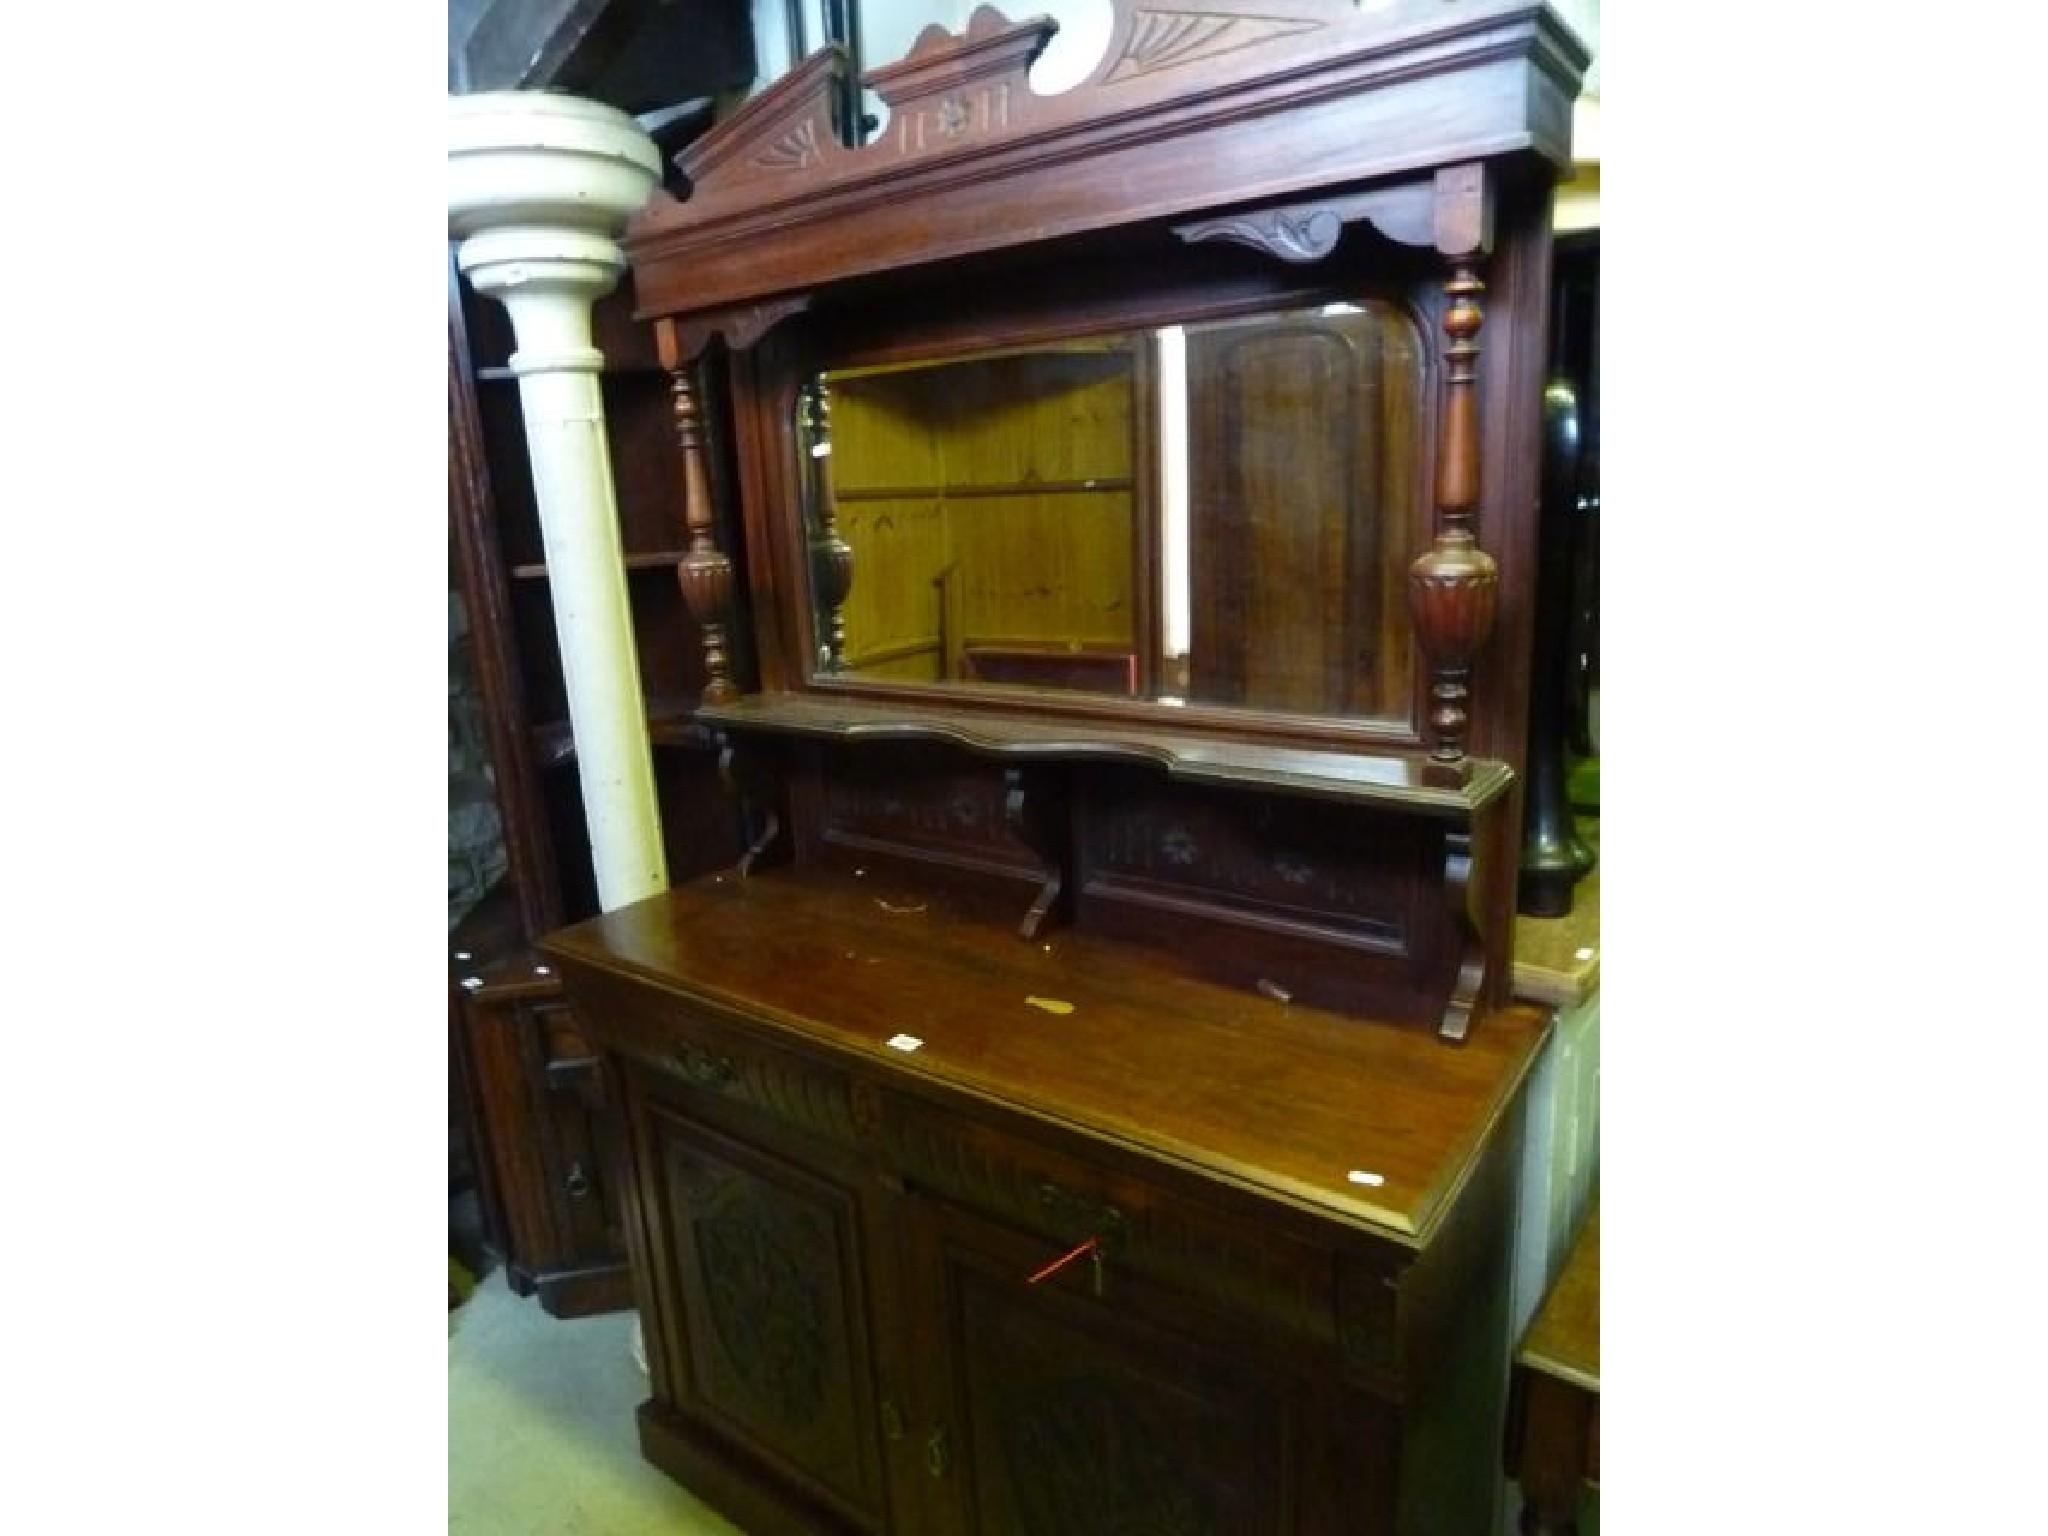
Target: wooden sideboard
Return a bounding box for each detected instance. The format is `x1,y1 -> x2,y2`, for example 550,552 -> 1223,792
534,0 -> 1592,1522
545,867 -> 1551,1535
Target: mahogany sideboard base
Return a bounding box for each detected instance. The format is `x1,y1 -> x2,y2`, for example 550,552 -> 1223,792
640,1398 -> 864,1536
546,869 -> 1551,1536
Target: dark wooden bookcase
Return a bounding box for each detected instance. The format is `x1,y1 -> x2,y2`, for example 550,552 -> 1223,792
447,253 -> 742,1316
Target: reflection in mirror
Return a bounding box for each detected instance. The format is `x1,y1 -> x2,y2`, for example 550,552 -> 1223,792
801,301 -> 1423,723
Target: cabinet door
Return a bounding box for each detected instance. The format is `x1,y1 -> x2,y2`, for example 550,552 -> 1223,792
645,1102 -> 890,1527
907,1194 -> 1308,1536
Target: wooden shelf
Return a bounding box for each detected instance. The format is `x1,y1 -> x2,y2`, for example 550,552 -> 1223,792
531,695 -> 715,770
699,692 -> 1511,816
835,477 -> 1133,502
510,550 -> 689,581
475,364 -> 673,384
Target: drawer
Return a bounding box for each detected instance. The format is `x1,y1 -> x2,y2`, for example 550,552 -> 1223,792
571,969 -> 863,1152
879,1095 -> 1342,1358
532,1000 -> 592,1067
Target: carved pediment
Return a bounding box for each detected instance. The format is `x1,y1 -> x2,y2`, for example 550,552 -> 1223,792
673,47 -> 847,193
868,5 -> 1059,156
623,0 -> 1592,314
659,0 -> 1440,216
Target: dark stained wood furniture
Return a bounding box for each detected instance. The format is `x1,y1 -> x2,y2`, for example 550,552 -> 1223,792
451,883 -> 634,1315
547,871 -> 1553,1535
1505,1198 -> 1599,1534
541,0 -> 1589,1521
449,247 -> 743,1316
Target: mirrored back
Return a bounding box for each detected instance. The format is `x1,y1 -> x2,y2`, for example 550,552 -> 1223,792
798,299 -> 1427,726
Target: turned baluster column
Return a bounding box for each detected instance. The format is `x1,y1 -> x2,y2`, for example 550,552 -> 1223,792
661,346 -> 739,706
802,379 -> 855,672
1409,250 -> 1499,765
448,91 -> 668,911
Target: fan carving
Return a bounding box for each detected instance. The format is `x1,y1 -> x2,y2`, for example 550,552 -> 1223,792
755,116 -> 822,172
1107,9 -> 1326,81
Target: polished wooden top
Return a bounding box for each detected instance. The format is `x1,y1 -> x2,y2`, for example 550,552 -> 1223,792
1519,1198 -> 1599,1391
449,880 -> 557,1003
544,866 -> 1550,1245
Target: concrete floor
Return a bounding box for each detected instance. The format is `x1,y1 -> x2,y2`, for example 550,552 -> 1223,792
449,1270 -> 742,1535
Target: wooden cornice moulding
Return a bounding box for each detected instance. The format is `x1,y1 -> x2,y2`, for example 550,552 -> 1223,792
625,0 -> 1591,317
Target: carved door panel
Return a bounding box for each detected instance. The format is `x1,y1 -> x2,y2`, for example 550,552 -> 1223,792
647,1105 -> 891,1528
906,1193 -> 1308,1536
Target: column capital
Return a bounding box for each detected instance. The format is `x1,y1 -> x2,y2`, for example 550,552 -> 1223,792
449,92 -> 661,367
448,90 -> 660,243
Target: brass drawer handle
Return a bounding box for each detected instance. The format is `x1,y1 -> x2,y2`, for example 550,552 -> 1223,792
565,1161 -> 592,1200
1037,1180 -> 1127,1247
879,1395 -> 906,1442
926,1424 -> 950,1479
669,1043 -> 739,1091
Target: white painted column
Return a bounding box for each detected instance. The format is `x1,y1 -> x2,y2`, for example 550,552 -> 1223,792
449,92 -> 669,912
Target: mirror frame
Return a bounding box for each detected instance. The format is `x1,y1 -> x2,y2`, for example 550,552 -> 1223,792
731,236 -> 1460,755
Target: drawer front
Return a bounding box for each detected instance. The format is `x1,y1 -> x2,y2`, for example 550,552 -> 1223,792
564,965 -> 1402,1375
534,1001 -> 591,1063
565,971 -> 863,1152
881,1097 -> 1341,1357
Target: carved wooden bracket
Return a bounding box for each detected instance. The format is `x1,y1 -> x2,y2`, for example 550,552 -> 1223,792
1003,766 -> 1069,940
800,378 -> 855,673
1175,203 -> 1346,263
664,295 -> 811,364
1437,829 -> 1487,1042
1172,163 -> 1490,266
715,730 -> 786,877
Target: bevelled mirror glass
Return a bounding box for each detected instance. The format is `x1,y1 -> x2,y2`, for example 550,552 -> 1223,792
798,299 -> 1425,724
